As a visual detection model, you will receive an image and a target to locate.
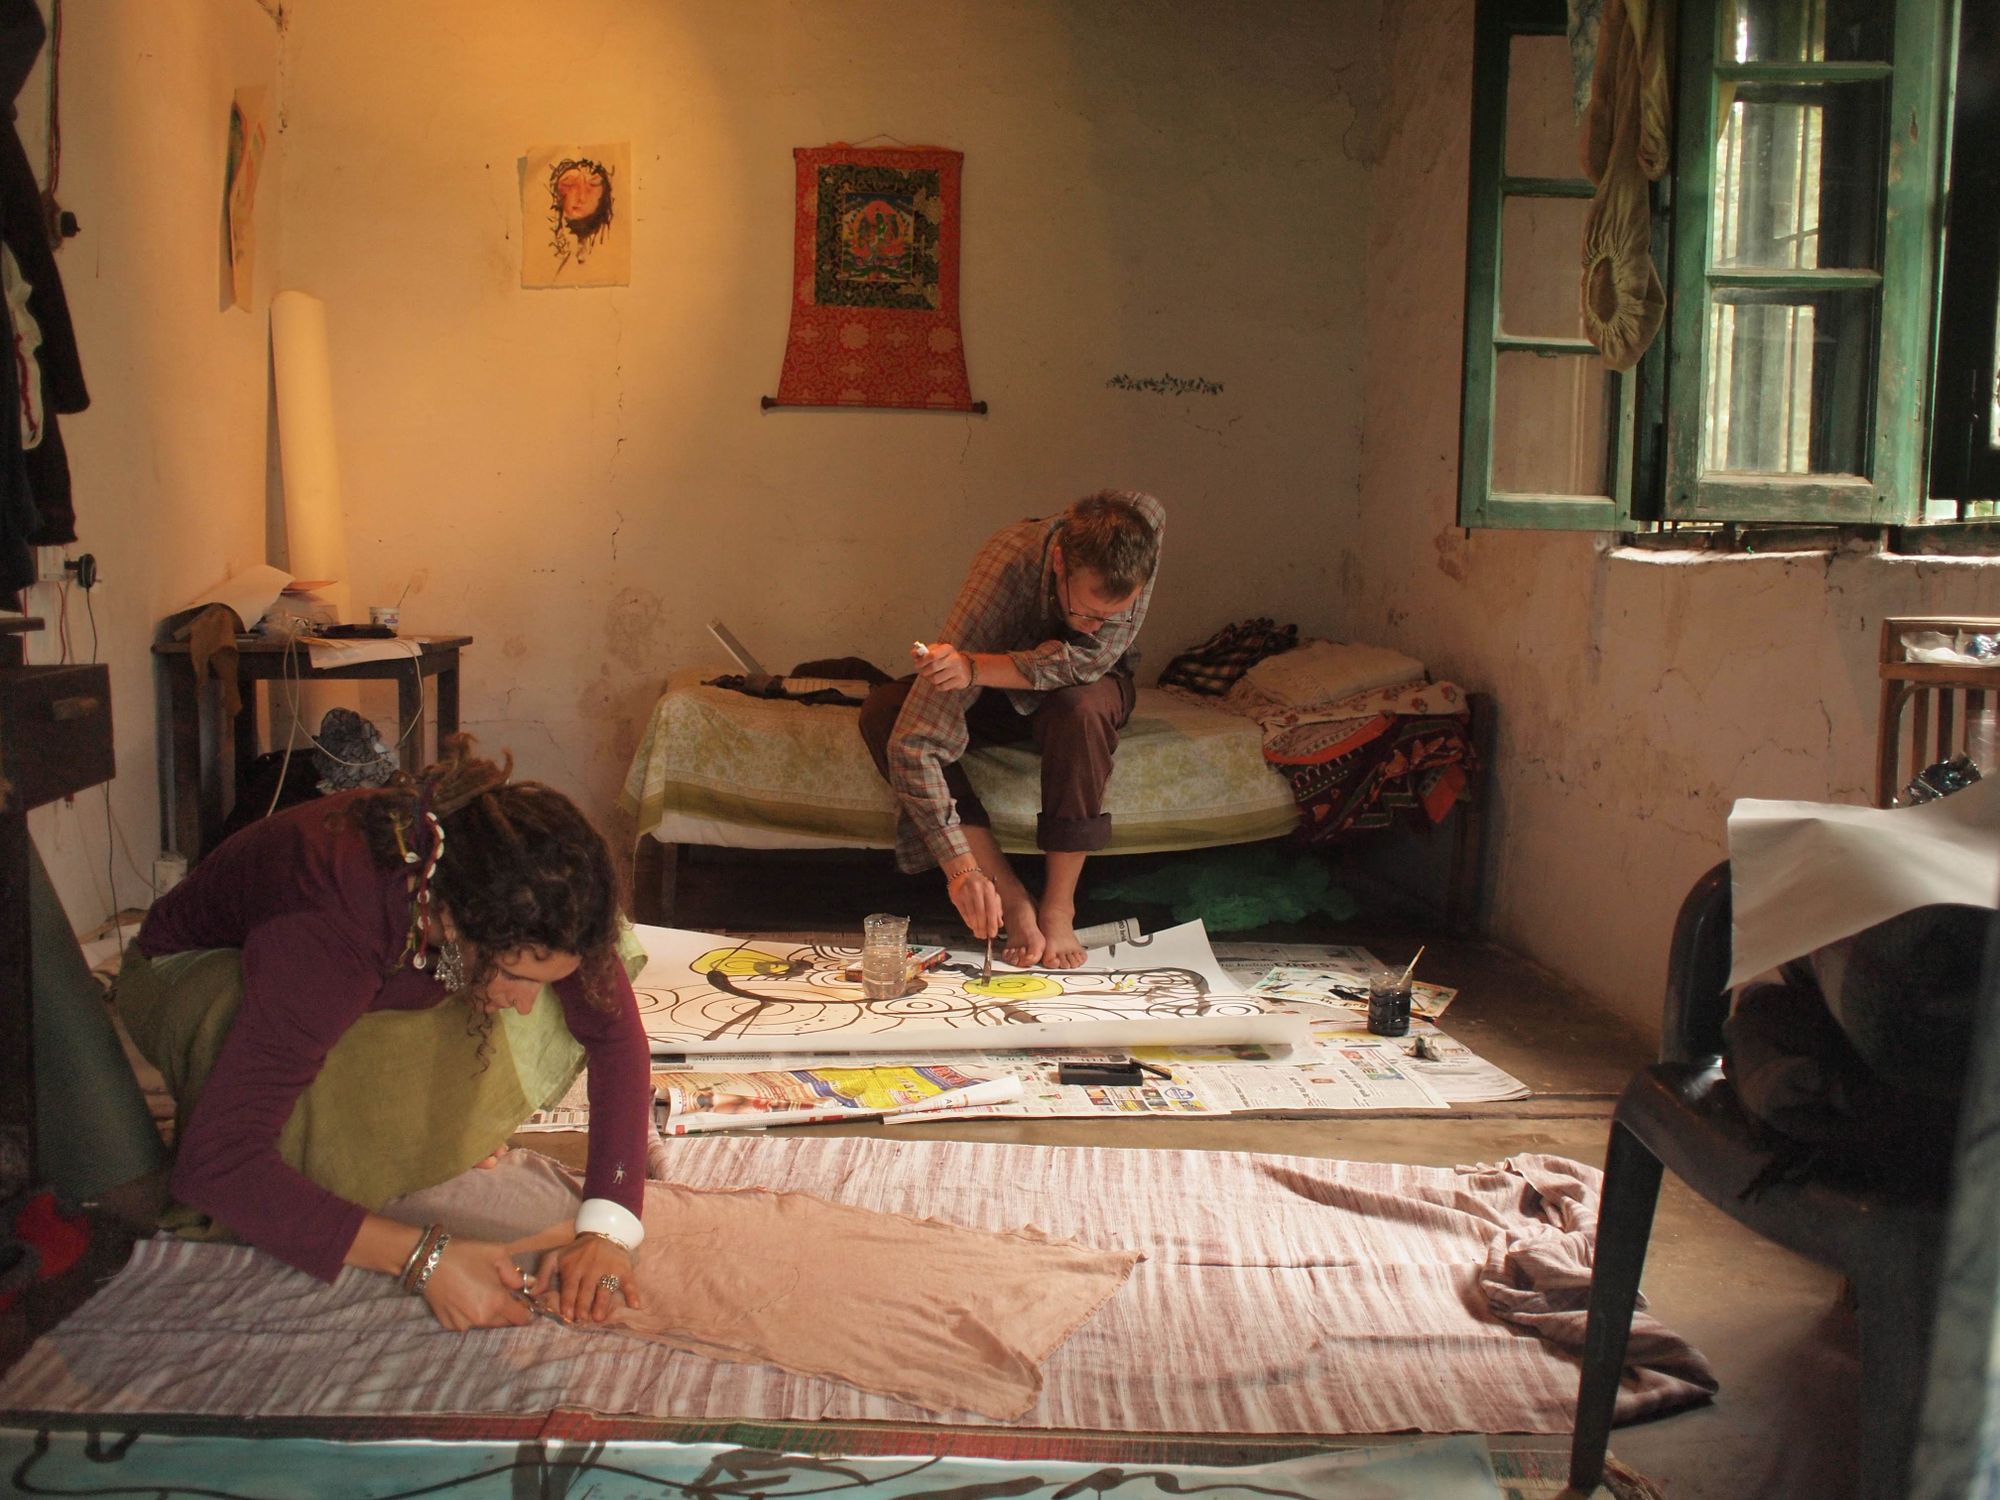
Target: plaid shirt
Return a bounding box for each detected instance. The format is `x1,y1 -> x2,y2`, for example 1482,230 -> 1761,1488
886,491 -> 1165,871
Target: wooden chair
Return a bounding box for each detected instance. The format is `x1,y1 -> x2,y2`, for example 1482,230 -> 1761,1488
1567,862 -> 1949,1500
1876,615 -> 2000,807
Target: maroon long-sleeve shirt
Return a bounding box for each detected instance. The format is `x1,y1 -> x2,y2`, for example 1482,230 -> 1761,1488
137,790 -> 650,1282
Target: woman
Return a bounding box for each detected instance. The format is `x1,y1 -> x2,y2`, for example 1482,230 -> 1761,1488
116,737 -> 651,1331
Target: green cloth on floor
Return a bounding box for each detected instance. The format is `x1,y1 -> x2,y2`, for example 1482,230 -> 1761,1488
30,845 -> 168,1198
1093,844 -> 1357,933
112,922 -> 647,1215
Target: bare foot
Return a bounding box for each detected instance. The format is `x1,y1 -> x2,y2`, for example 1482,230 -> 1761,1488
1038,906 -> 1087,969
1001,890 -> 1045,967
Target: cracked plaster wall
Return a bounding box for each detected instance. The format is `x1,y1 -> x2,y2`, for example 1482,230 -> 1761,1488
1352,0 -> 1999,1034
272,0 -> 1376,831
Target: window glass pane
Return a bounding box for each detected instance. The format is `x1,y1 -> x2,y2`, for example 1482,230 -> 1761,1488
1710,82 -> 1885,270
1505,34 -> 1582,180
1500,195 -> 1590,340
1702,291 -> 1875,475
1492,351 -> 1614,495
1723,0 -> 1892,64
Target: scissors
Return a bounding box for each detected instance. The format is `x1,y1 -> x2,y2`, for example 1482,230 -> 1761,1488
514,1290 -> 574,1325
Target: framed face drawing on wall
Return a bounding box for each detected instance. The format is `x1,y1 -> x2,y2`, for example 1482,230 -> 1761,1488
521,142 -> 631,288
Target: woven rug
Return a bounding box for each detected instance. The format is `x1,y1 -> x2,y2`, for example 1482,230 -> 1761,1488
0,1136 -> 1712,1436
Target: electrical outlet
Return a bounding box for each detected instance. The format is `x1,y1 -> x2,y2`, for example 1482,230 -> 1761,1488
34,545 -> 66,583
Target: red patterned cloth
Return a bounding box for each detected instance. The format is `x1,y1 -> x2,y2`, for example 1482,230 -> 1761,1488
775,145 -> 974,411
1177,678 -> 1477,845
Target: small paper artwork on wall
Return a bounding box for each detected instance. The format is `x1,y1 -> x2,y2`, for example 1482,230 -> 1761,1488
521,143 -> 630,288
773,144 -> 977,411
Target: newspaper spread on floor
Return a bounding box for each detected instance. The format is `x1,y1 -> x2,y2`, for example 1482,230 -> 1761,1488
654,1062 -> 1020,1134
518,933 -> 1528,1129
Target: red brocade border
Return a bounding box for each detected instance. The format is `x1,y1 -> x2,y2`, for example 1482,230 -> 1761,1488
774,145 -> 976,411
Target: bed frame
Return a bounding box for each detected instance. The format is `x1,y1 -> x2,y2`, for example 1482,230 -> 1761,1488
628,693 -> 1493,935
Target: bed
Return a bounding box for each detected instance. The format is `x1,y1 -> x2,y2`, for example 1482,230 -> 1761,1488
619,667 -> 1488,928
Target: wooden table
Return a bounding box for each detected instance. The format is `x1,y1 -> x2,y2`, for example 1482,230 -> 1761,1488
153,634 -> 471,860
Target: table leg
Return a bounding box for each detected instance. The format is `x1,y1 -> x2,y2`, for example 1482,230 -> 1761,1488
160,658 -> 203,860
398,668 -> 426,775
229,675 -> 259,825
435,661 -> 460,745
196,680 -> 227,860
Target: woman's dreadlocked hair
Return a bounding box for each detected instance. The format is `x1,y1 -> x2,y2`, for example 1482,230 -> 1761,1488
345,735 -> 624,1007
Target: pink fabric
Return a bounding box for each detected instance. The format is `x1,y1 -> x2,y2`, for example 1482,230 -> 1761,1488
389,1151 -> 1141,1420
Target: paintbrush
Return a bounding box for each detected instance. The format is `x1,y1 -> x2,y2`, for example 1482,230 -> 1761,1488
1400,945 -> 1426,987
983,933 -> 993,983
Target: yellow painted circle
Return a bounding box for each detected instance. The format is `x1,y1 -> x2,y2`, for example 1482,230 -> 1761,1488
696,947 -> 795,977
964,973 -> 1063,999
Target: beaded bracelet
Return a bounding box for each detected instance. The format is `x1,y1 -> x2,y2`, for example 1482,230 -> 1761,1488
966,654 -> 979,688
945,864 -> 991,890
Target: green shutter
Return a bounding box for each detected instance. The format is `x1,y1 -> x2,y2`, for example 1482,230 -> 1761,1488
1460,0 -> 1639,530
1662,0 -> 1952,523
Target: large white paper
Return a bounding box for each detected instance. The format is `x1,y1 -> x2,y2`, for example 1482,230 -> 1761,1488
271,290 -> 351,620
303,637 -> 424,670
630,919 -> 1309,1056
181,563 -> 292,632
1726,777 -> 2000,986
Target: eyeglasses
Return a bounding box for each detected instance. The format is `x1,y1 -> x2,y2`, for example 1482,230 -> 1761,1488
1057,573 -> 1135,628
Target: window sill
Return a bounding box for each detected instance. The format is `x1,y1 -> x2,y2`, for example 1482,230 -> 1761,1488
1608,522 -> 2000,562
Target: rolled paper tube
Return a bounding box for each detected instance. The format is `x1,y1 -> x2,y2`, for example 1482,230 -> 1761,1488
271,290 -> 351,621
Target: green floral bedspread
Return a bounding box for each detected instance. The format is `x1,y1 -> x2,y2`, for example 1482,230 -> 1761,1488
618,671 -> 1298,855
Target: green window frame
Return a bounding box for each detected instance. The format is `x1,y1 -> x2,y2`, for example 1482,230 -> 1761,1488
1460,0 -> 1975,534
1457,0 -> 1643,531
1664,0 -> 1952,523
1926,0 -> 1999,516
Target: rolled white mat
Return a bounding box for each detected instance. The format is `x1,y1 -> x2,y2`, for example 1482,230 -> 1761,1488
270,289 -> 351,622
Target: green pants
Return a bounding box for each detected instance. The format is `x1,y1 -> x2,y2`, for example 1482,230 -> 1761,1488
113,948 -> 589,1213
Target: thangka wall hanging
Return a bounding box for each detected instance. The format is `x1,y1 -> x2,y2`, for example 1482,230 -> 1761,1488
521,143 -> 630,288
770,144 -> 982,412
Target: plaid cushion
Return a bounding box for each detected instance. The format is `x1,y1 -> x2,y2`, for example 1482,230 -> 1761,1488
1157,618 -> 1299,696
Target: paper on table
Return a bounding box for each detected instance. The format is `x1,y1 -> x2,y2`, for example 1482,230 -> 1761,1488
181,563 -> 292,632
1726,778 -> 2000,987
304,637 -> 424,670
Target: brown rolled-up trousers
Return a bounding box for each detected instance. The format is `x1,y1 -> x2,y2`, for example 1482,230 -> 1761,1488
859,671 -> 1136,852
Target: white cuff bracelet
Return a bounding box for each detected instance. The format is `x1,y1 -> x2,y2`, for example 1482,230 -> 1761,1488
576,1197 -> 645,1250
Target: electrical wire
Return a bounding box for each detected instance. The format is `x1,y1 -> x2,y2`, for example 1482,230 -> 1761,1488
263,628 -> 427,822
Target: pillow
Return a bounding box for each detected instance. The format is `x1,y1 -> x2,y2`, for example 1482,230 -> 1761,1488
1237,640 -> 1426,709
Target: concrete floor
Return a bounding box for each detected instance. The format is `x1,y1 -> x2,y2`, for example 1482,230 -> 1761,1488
639,844 -> 1862,1500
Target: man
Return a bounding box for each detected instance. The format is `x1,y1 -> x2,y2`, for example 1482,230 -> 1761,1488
859,490 -> 1164,969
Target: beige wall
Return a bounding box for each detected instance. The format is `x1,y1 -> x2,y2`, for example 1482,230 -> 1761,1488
24,0 -> 283,925
273,0 -> 1374,821
30,0 -> 1994,1046
1354,0 -> 1999,1033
